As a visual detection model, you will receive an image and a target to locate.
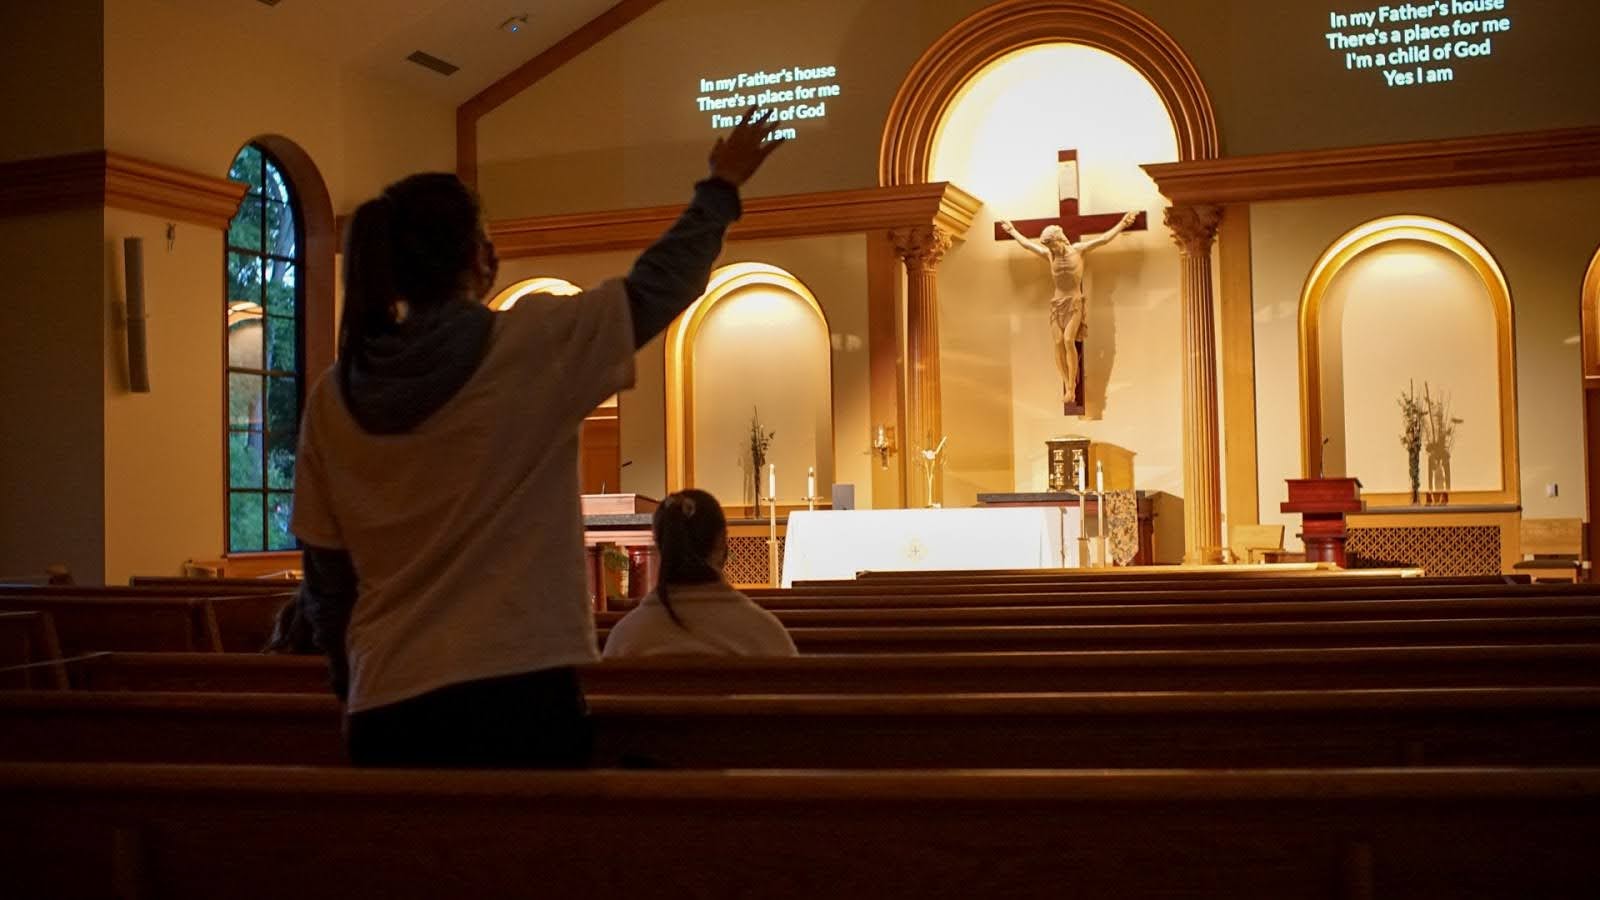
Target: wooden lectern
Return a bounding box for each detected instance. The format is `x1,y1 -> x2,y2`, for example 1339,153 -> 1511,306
1281,478 -> 1364,568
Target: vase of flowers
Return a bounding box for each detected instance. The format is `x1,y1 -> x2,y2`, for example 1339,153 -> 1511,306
1398,381 -> 1425,505
748,407 -> 775,517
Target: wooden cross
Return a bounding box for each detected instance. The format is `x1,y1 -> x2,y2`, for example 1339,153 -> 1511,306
994,149 -> 1149,415
991,149 -> 1149,241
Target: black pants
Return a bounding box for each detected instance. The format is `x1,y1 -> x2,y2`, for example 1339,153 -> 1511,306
346,667 -> 592,769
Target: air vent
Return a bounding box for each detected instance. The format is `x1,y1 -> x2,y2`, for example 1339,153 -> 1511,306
406,51 -> 459,76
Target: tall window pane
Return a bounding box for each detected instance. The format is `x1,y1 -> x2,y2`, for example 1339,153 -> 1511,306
225,144 -> 303,553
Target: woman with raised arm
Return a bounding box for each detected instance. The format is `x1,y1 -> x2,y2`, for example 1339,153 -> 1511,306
291,110 -> 784,769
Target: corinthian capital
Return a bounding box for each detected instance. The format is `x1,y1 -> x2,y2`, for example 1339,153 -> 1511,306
1165,205 -> 1223,257
890,225 -> 954,273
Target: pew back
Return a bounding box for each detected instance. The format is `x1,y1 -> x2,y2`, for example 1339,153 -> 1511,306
4,764 -> 1596,900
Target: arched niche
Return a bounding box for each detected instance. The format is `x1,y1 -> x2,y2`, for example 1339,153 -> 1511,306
879,0 -> 1218,186
246,135 -> 335,379
664,263 -> 834,509
490,276 -> 620,493
927,42 -> 1180,496
1582,244 -> 1600,385
1299,215 -> 1518,506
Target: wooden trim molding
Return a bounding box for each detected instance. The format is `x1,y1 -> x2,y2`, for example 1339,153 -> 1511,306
489,182 -> 980,260
0,151 -> 247,230
1298,215 -> 1520,508
879,0 -> 1219,185
1144,126 -> 1600,207
456,0 -> 668,185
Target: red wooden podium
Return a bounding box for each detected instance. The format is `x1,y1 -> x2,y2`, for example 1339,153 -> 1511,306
1281,478 -> 1365,568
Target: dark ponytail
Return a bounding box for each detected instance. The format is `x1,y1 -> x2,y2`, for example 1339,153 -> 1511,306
651,489 -> 728,628
338,173 -> 484,394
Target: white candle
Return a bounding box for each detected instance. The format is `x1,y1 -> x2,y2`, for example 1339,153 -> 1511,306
807,467 -> 815,499
1096,461 -> 1104,494
768,463 -> 776,501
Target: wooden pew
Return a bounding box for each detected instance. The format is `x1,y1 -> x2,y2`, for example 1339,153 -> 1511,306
748,581 -> 1599,608
780,571 -> 1503,592
768,616 -> 1600,653
4,687 -> 1598,769
595,594 -> 1600,628
0,596 -> 223,654
130,575 -> 299,591
0,591 -> 290,654
0,611 -> 65,689
41,644 -> 1600,695
3,763 -> 1595,899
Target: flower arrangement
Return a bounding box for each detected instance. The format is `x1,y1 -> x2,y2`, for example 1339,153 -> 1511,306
748,407 -> 776,515
1398,381 -> 1426,504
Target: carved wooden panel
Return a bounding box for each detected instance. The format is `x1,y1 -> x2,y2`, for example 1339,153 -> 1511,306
1347,525 -> 1501,577
726,536 -> 784,587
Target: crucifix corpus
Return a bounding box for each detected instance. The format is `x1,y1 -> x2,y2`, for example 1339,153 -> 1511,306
996,149 -> 1147,415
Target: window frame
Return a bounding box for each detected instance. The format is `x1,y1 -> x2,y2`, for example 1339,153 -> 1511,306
223,143 -> 307,555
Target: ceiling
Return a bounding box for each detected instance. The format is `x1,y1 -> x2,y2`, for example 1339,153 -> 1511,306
161,0 -> 620,104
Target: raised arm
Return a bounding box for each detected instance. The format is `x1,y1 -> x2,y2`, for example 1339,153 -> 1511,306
999,219 -> 1051,259
624,108 -> 784,348
1075,210 -> 1139,254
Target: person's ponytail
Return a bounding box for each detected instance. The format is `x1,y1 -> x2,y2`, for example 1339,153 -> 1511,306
338,195 -> 399,393
651,490 -> 728,631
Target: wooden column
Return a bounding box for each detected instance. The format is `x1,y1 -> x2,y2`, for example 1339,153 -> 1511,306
1167,205 -> 1225,564
891,225 -> 953,507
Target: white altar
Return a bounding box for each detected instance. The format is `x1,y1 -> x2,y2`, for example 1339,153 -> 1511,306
779,507 -> 1079,587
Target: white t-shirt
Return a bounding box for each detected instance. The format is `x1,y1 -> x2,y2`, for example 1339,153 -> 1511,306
602,581 -> 798,658
291,281 -> 635,712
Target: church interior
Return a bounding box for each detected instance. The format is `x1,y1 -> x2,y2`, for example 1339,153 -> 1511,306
4,0 -> 1600,894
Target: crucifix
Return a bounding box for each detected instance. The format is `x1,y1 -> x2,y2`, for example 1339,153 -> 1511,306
995,149 -> 1148,415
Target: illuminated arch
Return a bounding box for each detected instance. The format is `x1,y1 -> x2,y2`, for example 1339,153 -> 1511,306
879,0 -> 1218,186
1582,244 -> 1600,384
488,276 -> 582,310
664,262 -> 832,493
1298,215 -> 1518,504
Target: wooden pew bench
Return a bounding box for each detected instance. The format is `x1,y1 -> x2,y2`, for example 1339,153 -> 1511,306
3,687 -> 1597,769
0,611 -> 65,689
0,591 -> 291,654
0,596 -> 223,654
770,615 -> 1600,653
3,764 -> 1595,899
596,593 -> 1600,628
36,644 -> 1600,696
748,581 -> 1599,608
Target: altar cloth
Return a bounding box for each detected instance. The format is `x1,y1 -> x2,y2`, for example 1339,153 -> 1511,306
779,507 -> 1077,587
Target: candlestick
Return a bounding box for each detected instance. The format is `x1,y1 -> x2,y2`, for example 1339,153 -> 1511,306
807,467 -> 816,511
1096,460 -> 1104,494
768,463 -> 779,587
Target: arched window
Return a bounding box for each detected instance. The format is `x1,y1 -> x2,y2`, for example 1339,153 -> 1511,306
225,144 -> 304,553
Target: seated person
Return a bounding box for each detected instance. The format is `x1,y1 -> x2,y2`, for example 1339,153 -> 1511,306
603,490 -> 797,658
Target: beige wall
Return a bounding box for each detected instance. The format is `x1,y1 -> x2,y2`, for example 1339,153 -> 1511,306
101,210 -> 226,581
0,2 -> 103,163
103,0 -> 454,213
1253,178 -> 1600,546
1318,241 -> 1503,493
476,0 -> 1600,218
0,210 -> 107,581
691,284 -> 833,505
